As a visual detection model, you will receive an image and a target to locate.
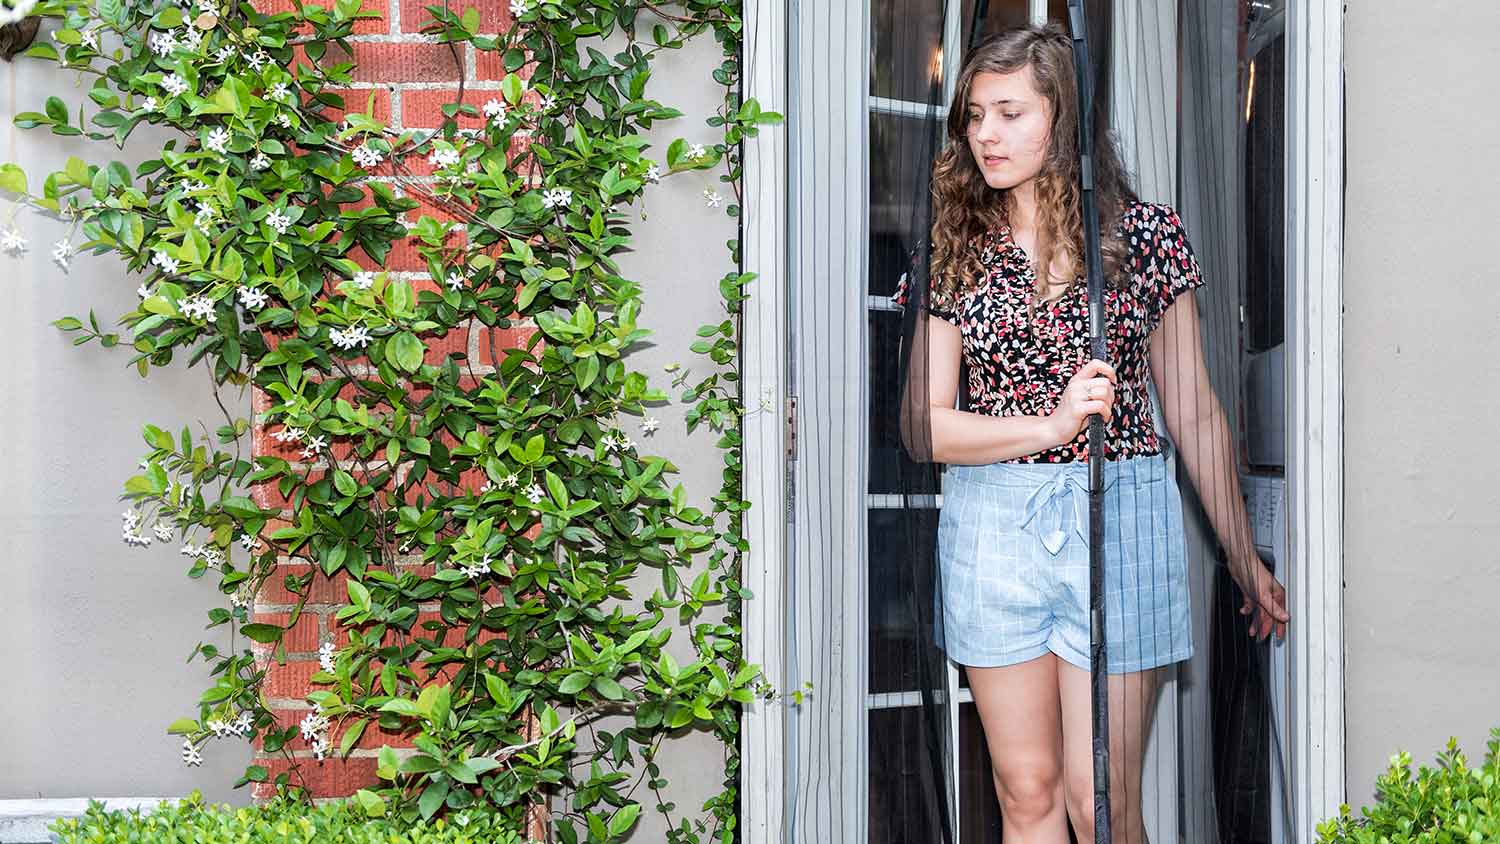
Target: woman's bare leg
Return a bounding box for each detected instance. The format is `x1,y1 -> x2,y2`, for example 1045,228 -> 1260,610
966,652 -> 1070,843
1057,662 -> 1163,844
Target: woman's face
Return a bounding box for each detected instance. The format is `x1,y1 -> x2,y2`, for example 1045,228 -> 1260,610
963,66 -> 1054,192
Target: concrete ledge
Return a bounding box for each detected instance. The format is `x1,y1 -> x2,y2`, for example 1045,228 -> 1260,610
0,799 -> 175,844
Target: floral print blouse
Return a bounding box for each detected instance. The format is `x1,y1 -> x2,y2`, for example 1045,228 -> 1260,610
892,201 -> 1205,464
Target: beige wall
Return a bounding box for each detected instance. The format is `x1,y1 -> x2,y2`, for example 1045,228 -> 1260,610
1343,0 -> 1500,807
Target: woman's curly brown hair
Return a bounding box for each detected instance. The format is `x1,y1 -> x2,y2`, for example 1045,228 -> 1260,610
930,23 -> 1137,308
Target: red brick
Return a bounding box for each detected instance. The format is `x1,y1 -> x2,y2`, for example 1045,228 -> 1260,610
311,87 -> 393,126
251,0 -> 389,34
251,610 -> 323,653
259,564 -> 353,605
261,658 -> 322,698
475,49 -> 538,82
401,88 -> 489,130
474,325 -> 538,366
251,756 -> 379,799
399,0 -> 513,34
347,43 -> 464,83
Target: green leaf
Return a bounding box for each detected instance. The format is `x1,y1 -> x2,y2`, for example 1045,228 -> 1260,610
339,718 -> 368,757
390,331 -> 423,373
240,623 -> 283,643
45,97 -> 69,125
608,804 -> 641,836
417,779 -> 449,820
544,470 -> 568,508
0,164 -> 26,194
558,672 -> 590,695
461,5 -> 479,33
333,469 -> 358,496
591,676 -> 627,701
166,717 -> 199,734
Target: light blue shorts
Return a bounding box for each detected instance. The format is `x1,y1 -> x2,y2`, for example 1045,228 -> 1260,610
934,452 -> 1193,674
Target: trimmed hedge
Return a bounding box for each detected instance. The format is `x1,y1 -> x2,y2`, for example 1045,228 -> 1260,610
50,792 -> 522,844
1316,728 -> 1500,843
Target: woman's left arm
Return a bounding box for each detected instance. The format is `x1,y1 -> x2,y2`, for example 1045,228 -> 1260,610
1148,293 -> 1290,641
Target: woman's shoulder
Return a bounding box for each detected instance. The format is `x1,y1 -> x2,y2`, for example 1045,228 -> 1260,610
1117,200 -> 1188,234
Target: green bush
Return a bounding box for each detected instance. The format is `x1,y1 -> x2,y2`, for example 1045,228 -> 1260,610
1316,728 -> 1500,843
50,791 -> 522,844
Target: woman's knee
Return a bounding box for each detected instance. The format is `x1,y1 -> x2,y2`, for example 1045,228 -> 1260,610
992,760 -> 1063,823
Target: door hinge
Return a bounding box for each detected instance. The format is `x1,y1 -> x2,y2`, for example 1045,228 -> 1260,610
785,395 -> 797,460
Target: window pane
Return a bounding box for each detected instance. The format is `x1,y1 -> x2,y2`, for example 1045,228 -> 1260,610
960,0 -> 1031,46
869,310 -> 944,496
869,706 -> 948,843
958,702 -> 1004,842
869,508 -> 927,694
871,0 -> 945,102
869,113 -> 943,299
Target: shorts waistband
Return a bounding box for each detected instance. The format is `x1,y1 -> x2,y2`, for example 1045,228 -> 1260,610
946,451 -> 1168,489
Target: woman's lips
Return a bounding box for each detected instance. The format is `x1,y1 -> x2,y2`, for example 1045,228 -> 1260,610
983,155 -> 1007,166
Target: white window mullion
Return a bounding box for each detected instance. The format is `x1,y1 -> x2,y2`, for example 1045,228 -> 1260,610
1030,0 -> 1048,25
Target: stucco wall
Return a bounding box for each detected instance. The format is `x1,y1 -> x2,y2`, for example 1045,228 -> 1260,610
1343,0 -> 1500,806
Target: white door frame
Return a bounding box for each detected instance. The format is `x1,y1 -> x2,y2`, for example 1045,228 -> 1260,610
738,0 -> 1346,840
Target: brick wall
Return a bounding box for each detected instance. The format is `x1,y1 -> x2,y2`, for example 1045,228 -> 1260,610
244,0 -> 544,833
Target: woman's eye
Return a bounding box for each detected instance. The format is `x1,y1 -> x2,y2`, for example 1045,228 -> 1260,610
1003,112 -> 1021,120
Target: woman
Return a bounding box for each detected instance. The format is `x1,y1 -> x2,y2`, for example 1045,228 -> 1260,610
892,24 -> 1291,843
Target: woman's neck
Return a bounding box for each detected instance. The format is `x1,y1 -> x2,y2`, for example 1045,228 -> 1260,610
1006,179 -> 1040,233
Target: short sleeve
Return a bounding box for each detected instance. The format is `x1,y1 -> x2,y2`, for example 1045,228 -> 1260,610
890,268 -> 959,323
1129,202 -> 1205,332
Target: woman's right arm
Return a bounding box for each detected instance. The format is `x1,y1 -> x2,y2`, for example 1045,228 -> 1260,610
918,317 -> 1115,465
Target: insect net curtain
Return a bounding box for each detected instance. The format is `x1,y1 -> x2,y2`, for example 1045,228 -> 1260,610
862,0 -> 1296,842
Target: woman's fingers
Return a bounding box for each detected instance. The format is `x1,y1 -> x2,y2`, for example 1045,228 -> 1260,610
1077,358 -> 1118,384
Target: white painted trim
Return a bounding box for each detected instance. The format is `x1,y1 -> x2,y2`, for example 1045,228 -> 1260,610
0,798 -> 175,844
1286,0 -> 1346,835
739,0 -> 789,840
1030,0 -> 1048,26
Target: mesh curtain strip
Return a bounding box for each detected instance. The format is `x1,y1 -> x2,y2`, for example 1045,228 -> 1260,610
759,0 -> 1296,841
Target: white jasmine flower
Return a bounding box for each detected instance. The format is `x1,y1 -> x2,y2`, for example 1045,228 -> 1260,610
122,526 -> 151,547
250,153 -> 270,171
0,226 -> 24,254
539,94 -> 556,111
178,26 -> 202,51
203,547 -> 225,566
137,283 -> 152,298
687,143 -> 707,160
352,271 -> 375,290
206,718 -> 232,738
180,295 -> 217,322
526,484 -> 544,503
299,434 -> 327,459
645,164 -> 661,183
298,711 -> 329,743
152,250 -> 179,275
149,30 -> 177,56
203,126 -> 230,154
269,82 -> 290,102
179,543 -> 202,557
229,586 -> 251,609
122,510 -> 140,530
274,113 -> 292,129
317,641 -> 336,672
50,239 -> 70,270
641,416 -> 660,436
246,50 -> 269,69
446,272 -> 466,292
310,735 -> 330,760
79,29 -> 98,49
479,479 -> 494,494
271,426 -> 304,443
214,45 -> 233,63
427,146 -> 460,169
541,188 -> 571,210
329,325 -> 371,350
265,209 -> 292,234
500,473 -> 519,489
351,144 -> 382,169
181,738 -> 204,766
161,73 -> 189,97
238,532 -> 261,551
704,189 -> 723,208
231,711 -> 253,736
237,285 -> 268,310
482,98 -> 506,122
509,0 -> 529,15
152,522 -> 174,541
187,180 -> 209,193
194,202 -> 216,233
461,556 -> 491,579
139,96 -> 158,112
